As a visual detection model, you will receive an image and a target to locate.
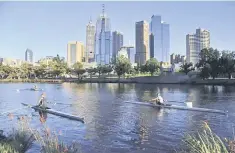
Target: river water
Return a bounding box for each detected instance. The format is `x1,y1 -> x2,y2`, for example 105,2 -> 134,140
0,83 -> 235,153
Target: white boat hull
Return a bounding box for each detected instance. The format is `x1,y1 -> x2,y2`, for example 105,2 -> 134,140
22,103 -> 84,123
124,101 -> 227,115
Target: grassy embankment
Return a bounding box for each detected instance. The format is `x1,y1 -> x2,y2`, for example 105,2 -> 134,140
0,116 -> 81,153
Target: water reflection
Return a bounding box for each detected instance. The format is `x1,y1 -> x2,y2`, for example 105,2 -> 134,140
39,111 -> 47,123
0,83 -> 234,153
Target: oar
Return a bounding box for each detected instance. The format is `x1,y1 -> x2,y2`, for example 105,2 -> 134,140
47,101 -> 73,106
0,105 -> 31,115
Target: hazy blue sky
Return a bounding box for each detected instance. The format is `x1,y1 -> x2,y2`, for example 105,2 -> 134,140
0,1 -> 235,61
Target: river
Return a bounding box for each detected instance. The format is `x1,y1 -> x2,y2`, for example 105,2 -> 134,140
0,83 -> 235,153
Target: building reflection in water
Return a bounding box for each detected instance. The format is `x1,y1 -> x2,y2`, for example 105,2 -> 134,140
60,83 -> 193,151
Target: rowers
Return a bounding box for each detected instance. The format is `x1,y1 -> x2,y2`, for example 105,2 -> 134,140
34,85 -> 38,90
38,93 -> 47,109
149,93 -> 165,105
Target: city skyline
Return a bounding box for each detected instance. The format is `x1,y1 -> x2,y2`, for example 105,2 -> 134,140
0,2 -> 235,61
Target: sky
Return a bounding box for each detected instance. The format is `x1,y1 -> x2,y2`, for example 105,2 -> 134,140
0,1 -> 235,61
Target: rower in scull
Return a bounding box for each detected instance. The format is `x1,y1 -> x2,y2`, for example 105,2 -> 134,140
38,93 -> 47,109
149,93 -> 167,105
33,85 -> 38,90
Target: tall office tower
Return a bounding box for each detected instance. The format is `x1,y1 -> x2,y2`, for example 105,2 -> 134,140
135,21 -> 149,65
95,4 -> 111,65
86,18 -> 96,63
162,21 -> 170,63
149,33 -> 154,58
25,48 -> 33,63
112,31 -> 123,62
186,28 -> 210,65
67,41 -> 85,67
150,15 -> 170,62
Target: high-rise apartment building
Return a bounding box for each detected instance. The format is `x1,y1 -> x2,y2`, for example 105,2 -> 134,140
135,21 -> 149,65
86,19 -> 96,63
150,15 -> 170,63
67,41 -> 85,67
95,5 -> 111,65
186,28 -> 210,65
112,31 -> 123,62
25,48 -> 33,63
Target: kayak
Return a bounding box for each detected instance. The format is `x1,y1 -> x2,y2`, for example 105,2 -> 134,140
124,101 -> 227,115
21,103 -> 84,123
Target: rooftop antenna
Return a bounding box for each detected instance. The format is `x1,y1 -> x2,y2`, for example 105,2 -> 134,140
89,16 -> 92,23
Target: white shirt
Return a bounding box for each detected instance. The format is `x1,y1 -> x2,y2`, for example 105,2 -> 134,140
157,96 -> 164,103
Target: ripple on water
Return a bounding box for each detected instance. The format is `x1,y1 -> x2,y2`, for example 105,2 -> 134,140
0,83 -> 234,153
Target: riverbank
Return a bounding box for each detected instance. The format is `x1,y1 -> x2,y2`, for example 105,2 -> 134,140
0,78 -> 63,83
2,75 -> 235,85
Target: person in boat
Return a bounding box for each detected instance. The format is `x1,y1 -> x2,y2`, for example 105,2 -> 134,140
34,85 -> 38,90
38,93 -> 47,109
149,93 -> 165,105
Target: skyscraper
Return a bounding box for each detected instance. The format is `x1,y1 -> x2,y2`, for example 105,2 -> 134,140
67,41 -> 85,67
150,15 -> 170,63
135,21 -> 149,65
162,22 -> 170,63
112,31 -> 123,62
25,48 -> 33,63
149,33 -> 154,58
95,4 -> 111,65
186,28 -> 210,65
86,18 -> 96,63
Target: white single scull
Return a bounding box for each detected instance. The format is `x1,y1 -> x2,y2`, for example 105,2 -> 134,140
124,101 -> 227,115
21,103 -> 84,123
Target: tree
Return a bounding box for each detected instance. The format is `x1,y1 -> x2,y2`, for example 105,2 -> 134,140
50,55 -> 67,78
198,48 -> 221,79
101,65 -> 113,77
220,51 -> 235,79
140,65 -> 147,73
179,62 -> 195,75
199,63 -> 211,80
145,58 -> 159,76
34,63 -> 47,78
96,65 -> 102,78
19,63 -> 34,79
114,55 -> 131,79
72,62 -> 86,79
87,68 -> 94,79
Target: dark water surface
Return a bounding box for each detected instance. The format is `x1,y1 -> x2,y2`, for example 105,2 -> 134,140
0,83 -> 235,153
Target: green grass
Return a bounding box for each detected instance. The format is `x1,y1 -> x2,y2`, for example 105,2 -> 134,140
182,121 -> 232,153
0,143 -> 19,153
1,117 -> 81,153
